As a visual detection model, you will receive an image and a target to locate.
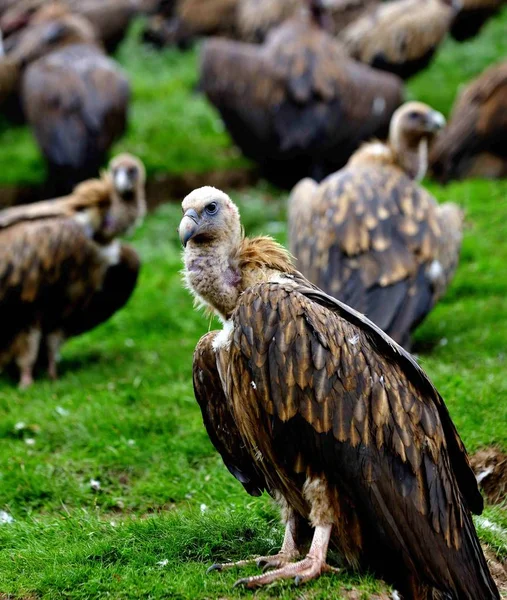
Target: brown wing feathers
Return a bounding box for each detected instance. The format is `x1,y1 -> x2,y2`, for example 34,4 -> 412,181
224,280 -> 494,597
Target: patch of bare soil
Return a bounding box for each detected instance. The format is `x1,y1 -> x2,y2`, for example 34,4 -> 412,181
471,448 -> 507,505
483,546 -> 507,595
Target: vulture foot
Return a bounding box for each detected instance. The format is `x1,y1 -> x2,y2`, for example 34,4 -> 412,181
18,370 -> 34,389
233,524 -> 337,589
232,555 -> 338,588
206,549 -> 299,574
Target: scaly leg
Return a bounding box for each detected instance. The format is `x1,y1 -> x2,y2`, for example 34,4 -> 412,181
16,329 -> 42,389
207,513 -> 300,574
233,524 -> 338,589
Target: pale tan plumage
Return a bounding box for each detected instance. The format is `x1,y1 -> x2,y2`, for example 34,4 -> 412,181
0,154 -> 145,387
288,102 -> 462,348
180,186 -> 497,599
340,0 -> 458,79
430,61 -> 507,183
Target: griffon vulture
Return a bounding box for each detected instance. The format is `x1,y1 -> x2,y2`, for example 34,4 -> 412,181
288,102 -> 462,349
179,186 -> 498,599
0,154 -> 145,387
430,61 -> 507,183
200,0 -> 403,188
450,0 -> 507,41
340,0 -> 459,79
21,41 -> 130,195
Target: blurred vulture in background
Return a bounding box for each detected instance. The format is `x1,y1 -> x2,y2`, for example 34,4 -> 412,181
200,1 -> 403,188
143,0 -> 238,49
289,102 -> 463,348
237,0 -> 379,42
340,0 -> 459,79
0,12 -> 96,110
180,187 -> 498,600
22,39 -> 130,195
450,0 -> 507,41
1,0 -> 140,53
430,61 -> 507,183
0,154 -> 145,387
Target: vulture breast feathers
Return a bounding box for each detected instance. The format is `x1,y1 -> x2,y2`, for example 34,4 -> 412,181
200,12 -> 403,187
289,102 -> 463,349
181,187 -> 498,599
22,43 -> 130,194
430,61 -> 507,183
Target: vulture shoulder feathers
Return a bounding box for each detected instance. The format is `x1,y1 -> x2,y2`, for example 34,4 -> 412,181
179,185 -> 498,599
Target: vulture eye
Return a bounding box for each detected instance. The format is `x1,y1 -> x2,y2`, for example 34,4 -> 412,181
205,202 -> 218,215
408,111 -> 421,120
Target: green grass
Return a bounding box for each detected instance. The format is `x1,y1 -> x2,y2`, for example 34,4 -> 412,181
0,10 -> 507,600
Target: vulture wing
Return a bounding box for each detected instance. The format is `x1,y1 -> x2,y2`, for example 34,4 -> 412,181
430,61 -> 507,182
193,331 -> 266,496
221,279 -> 496,598
288,165 -> 463,347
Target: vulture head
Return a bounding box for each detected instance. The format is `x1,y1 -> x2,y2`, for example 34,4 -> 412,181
104,153 -> 147,240
389,101 -> 445,180
179,186 -> 241,250
179,187 -> 244,319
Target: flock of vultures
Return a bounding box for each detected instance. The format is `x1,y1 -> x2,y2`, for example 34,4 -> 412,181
0,0 -> 507,599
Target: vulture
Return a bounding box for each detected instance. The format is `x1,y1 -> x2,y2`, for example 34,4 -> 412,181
237,0 -> 379,43
340,0 -> 459,79
450,0 -> 507,41
0,11 -> 96,109
0,154 -> 145,387
21,38 -> 130,195
288,102 -> 462,349
430,61 -> 507,183
143,0 -> 238,49
179,186 -> 499,599
200,1 -> 403,188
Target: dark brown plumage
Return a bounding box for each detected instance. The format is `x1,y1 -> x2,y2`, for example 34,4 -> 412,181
340,0 -> 459,79
450,0 -> 507,41
288,102 -> 462,349
0,154 -> 145,387
430,61 -> 507,183
200,10 -> 403,187
180,186 -> 498,599
21,42 -> 130,195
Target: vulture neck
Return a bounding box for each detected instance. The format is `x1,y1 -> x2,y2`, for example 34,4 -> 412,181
184,235 -> 295,321
391,134 -> 430,182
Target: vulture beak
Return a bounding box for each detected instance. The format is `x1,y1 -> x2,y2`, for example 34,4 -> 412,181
179,208 -> 200,247
428,111 -> 446,132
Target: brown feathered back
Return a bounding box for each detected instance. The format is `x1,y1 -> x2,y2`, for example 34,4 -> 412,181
340,0 -> 457,79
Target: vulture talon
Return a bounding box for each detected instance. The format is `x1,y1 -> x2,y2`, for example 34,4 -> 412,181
206,563 -> 222,574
